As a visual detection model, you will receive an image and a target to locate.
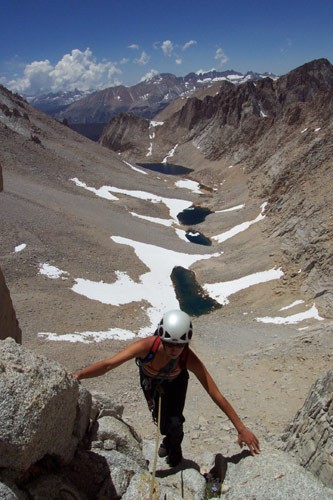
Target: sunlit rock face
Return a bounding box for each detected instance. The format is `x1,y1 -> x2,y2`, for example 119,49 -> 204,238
279,370 -> 333,489
0,338 -> 84,471
100,113 -> 150,158
0,163 -> 22,343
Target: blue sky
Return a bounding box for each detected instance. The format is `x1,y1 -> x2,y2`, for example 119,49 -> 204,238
1,0 -> 332,95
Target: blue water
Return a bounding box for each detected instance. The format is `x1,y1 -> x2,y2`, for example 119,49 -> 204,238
171,266 -> 222,316
186,230 -> 212,246
177,206 -> 214,225
136,163 -> 193,175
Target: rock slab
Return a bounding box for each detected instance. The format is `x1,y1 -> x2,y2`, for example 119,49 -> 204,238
279,369 -> 333,488
0,338 -> 87,471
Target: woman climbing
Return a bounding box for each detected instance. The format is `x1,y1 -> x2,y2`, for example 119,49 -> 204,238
73,309 -> 260,467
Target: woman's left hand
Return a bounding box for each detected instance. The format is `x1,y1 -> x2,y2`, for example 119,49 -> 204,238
237,428 -> 260,455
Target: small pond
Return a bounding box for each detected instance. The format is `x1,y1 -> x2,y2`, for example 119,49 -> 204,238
136,163 -> 194,175
185,230 -> 212,246
177,205 -> 214,225
171,266 -> 222,316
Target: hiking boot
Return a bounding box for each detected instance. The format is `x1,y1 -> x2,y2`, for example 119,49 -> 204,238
158,441 -> 168,458
166,445 -> 182,467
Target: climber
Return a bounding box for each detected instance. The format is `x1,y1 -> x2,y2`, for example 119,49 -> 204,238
73,309 -> 260,467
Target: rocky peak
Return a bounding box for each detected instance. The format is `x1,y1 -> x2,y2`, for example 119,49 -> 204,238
278,58 -> 333,104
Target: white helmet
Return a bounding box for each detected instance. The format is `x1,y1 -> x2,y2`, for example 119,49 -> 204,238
156,310 -> 193,344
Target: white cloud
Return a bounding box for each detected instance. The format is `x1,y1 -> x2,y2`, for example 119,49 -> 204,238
175,58 -> 182,65
140,69 -> 159,82
133,51 -> 150,66
5,48 -> 122,95
214,48 -> 229,67
182,40 -> 197,51
128,44 -> 140,50
11,59 -> 53,93
161,40 -> 174,57
195,67 -> 216,75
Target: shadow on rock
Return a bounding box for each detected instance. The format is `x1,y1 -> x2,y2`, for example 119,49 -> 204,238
156,456 -> 201,478
205,450 -> 252,484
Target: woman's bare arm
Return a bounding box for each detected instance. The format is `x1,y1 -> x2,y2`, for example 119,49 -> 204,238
73,337 -> 154,380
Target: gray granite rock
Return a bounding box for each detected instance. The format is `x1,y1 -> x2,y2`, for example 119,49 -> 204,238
279,369 -> 333,488
25,474 -> 85,500
0,338 -> 80,470
92,415 -> 146,467
223,447 -> 333,499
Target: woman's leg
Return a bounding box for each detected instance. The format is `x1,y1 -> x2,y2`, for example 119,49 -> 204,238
140,368 -> 189,466
159,370 -> 189,466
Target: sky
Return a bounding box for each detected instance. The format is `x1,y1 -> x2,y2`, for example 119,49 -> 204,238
1,0 -> 333,96
11,169 -> 322,343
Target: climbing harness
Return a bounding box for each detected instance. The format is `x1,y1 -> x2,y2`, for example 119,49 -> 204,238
137,336 -> 188,424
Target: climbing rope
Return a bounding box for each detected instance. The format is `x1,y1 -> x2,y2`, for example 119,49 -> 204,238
149,391 -> 162,500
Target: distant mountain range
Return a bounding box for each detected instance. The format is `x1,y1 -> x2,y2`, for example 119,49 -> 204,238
25,89 -> 94,115
24,69 -> 278,140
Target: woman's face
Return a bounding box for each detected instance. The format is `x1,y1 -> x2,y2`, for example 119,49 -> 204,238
162,341 -> 187,359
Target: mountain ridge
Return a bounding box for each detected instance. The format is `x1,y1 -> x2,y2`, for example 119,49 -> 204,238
24,69 -> 278,140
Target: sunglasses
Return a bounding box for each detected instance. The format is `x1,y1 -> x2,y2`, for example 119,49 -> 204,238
162,341 -> 187,349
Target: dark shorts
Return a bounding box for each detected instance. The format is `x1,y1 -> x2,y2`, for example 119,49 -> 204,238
139,367 -> 189,435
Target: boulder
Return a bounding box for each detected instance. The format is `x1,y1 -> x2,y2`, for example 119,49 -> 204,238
279,369 -> 333,488
60,449 -> 119,500
97,449 -> 143,497
90,390 -> 124,420
121,471 -> 160,500
91,415 -> 146,468
222,447 -> 333,499
0,479 -> 26,500
0,338 -> 90,471
25,474 -> 84,500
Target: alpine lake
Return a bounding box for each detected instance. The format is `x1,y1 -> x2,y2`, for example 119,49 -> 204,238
138,163 -> 218,316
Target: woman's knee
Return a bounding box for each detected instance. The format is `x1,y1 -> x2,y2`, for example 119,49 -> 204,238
166,416 -> 184,437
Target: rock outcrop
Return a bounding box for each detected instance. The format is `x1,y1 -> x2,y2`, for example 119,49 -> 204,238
278,369 -> 333,488
221,447 -> 333,499
0,339 -> 147,498
0,338 -> 90,471
99,112 -> 150,157
0,163 -> 22,343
